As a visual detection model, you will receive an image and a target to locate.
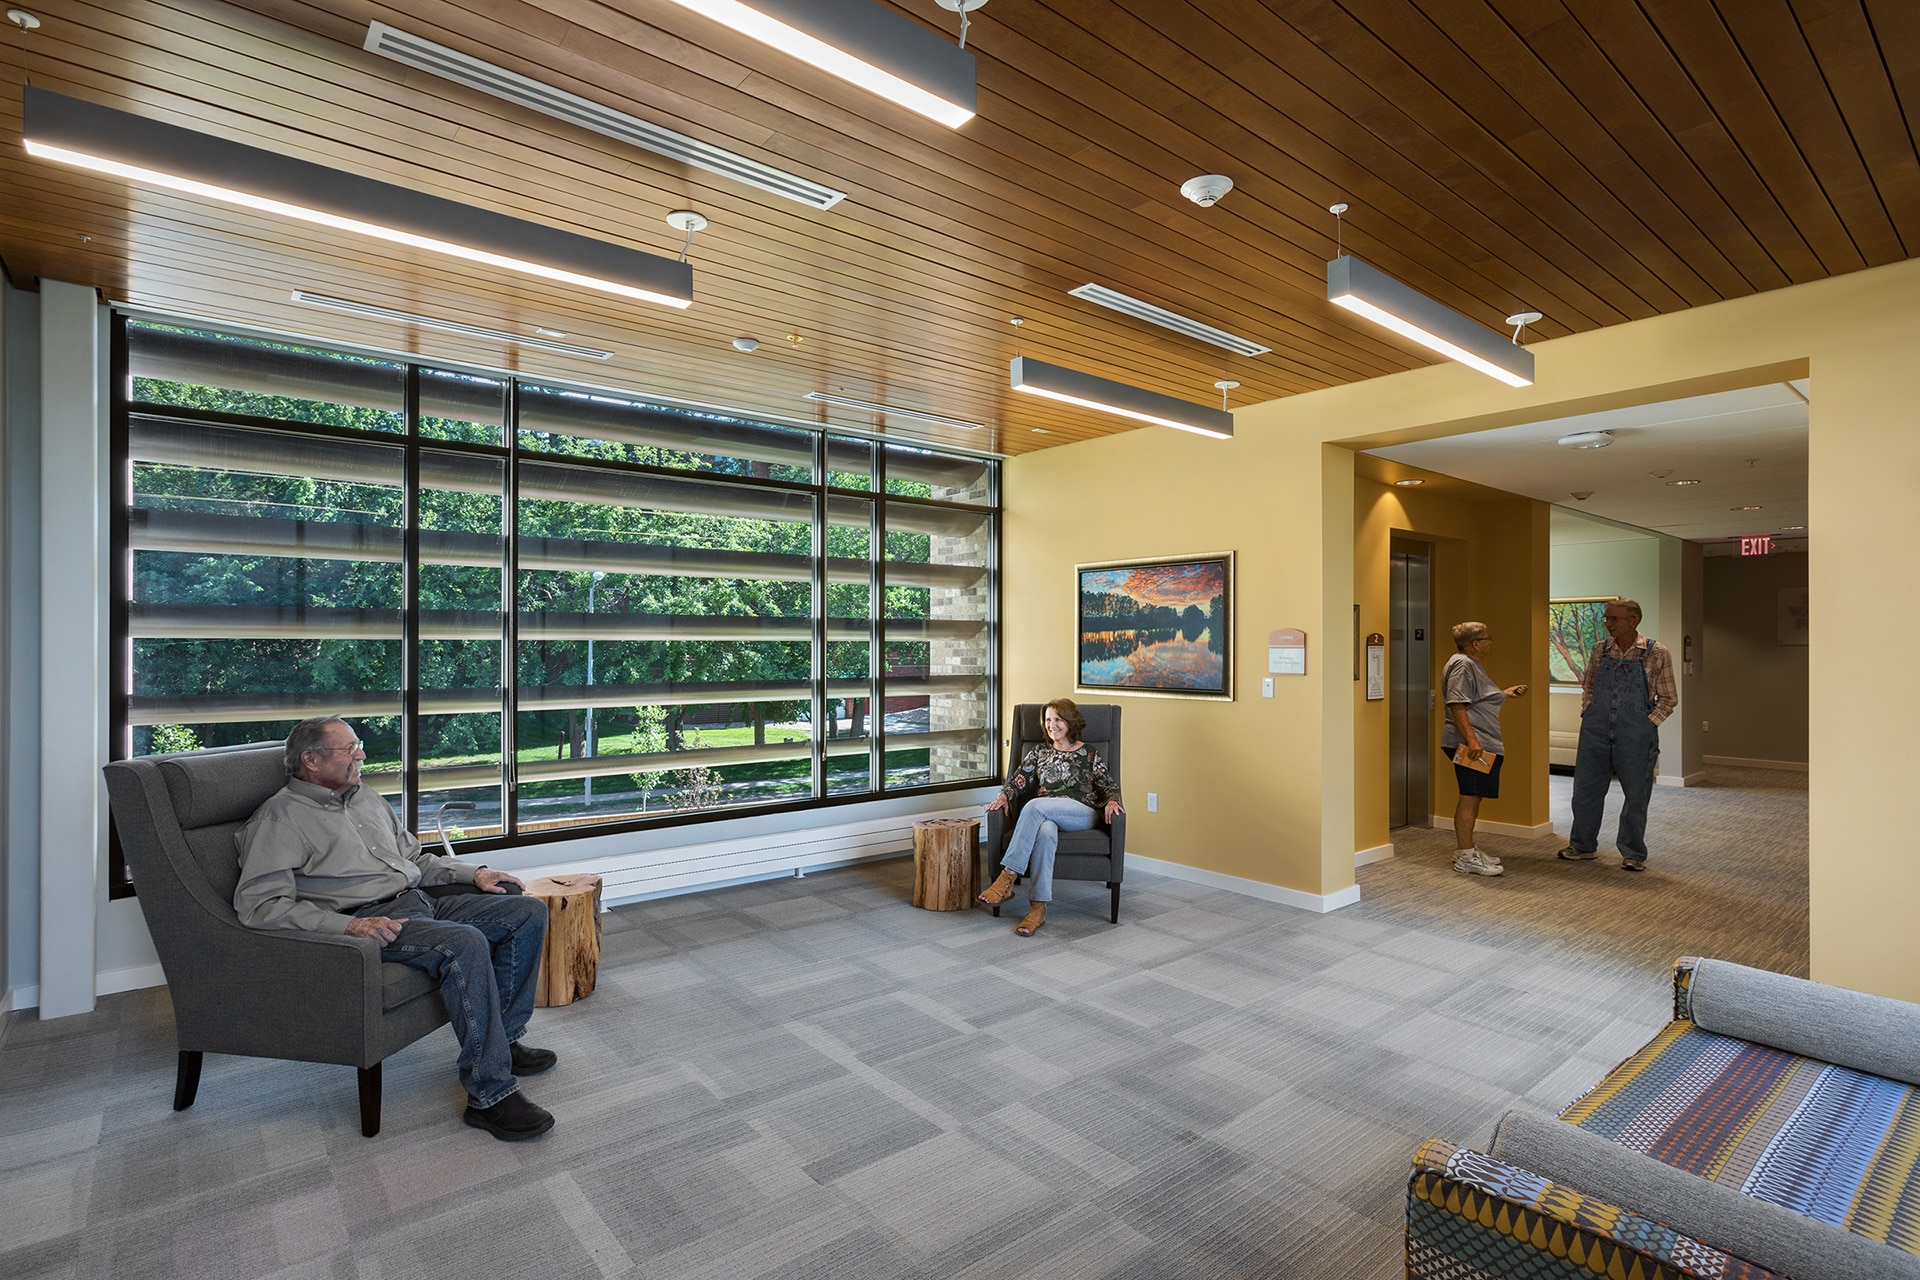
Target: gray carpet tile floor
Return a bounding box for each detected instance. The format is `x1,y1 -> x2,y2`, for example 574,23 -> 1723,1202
0,766 -> 1808,1279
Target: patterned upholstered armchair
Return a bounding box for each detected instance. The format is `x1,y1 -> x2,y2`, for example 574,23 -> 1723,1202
1406,958 -> 1920,1280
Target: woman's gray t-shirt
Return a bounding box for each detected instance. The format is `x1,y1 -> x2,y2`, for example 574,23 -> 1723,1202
1440,653 -> 1507,756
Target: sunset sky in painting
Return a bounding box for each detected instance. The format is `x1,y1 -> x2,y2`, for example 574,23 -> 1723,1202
1082,562 -> 1224,611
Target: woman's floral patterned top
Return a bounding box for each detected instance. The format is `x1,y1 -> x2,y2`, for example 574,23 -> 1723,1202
999,744 -> 1119,810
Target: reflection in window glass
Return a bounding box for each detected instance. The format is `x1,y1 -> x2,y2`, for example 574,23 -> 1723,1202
884,501 -> 990,788
516,384 -> 814,482
128,321 -> 404,432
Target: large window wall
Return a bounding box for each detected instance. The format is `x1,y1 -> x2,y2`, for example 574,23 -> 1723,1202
113,318 -> 997,887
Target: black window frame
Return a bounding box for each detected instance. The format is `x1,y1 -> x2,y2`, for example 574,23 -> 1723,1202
107,313 -> 1000,898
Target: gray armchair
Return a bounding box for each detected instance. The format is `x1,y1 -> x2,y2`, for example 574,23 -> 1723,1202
985,703 -> 1125,923
102,742 -> 449,1137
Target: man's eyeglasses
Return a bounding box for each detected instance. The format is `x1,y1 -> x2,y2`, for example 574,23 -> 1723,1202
312,740 -> 365,755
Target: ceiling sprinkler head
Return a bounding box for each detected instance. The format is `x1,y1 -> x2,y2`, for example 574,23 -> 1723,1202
732,337 -> 760,353
1558,430 -> 1613,449
1180,175 -> 1233,207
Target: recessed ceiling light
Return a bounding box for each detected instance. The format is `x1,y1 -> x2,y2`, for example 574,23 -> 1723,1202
1667,479 -> 1701,486
1030,427 -> 1050,434
1393,478 -> 1424,487
1557,430 -> 1613,449
534,327 -> 568,338
1732,505 -> 1762,511
803,391 -> 985,431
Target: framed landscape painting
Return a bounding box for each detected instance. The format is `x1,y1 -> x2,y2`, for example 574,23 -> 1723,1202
1548,596 -> 1616,685
1076,553 -> 1233,699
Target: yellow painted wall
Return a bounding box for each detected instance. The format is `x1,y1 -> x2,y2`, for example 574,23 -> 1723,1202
1352,479 -> 1550,852
1003,254 -> 1920,999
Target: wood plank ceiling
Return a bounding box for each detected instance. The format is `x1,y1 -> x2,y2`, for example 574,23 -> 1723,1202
1,0 -> 1916,456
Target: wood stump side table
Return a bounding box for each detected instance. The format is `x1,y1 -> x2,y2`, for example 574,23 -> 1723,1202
912,818 -> 980,911
523,874 -> 602,1007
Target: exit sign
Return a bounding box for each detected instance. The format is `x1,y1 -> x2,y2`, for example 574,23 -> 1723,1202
1740,535 -> 1773,556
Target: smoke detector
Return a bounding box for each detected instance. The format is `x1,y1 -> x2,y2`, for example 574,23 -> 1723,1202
1180,174 -> 1233,207
1570,490 -> 1594,501
732,337 -> 760,353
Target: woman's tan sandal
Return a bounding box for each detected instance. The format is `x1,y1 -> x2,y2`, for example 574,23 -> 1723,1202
1015,904 -> 1047,937
978,870 -> 1018,907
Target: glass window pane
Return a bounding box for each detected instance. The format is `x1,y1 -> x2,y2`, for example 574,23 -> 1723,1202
884,500 -> 990,788
419,449 -> 505,838
884,444 -> 994,505
827,498 -> 875,796
421,368 -> 505,446
517,464 -> 816,829
127,321 -> 403,433
128,415 -> 405,822
515,383 -> 814,481
826,436 -> 874,491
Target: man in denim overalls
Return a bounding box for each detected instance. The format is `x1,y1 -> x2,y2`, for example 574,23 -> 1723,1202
1557,599 -> 1678,872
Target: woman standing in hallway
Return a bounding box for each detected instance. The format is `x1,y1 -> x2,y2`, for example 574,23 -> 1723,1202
1443,622 -> 1527,877
978,698 -> 1123,936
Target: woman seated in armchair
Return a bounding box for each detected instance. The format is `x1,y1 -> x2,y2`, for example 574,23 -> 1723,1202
978,698 -> 1124,937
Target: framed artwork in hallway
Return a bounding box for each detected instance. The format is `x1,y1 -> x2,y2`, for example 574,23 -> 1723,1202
1548,596 -> 1617,685
1076,553 -> 1233,699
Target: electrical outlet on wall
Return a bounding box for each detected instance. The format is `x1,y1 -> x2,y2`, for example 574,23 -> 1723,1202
1146,793 -> 1158,813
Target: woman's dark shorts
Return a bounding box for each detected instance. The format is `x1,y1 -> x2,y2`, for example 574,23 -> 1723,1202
1454,753 -> 1503,798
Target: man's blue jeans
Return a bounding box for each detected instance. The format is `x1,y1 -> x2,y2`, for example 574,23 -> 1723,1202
1000,797 -> 1097,903
356,889 -> 547,1109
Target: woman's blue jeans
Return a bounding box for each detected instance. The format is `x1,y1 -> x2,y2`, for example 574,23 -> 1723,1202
1000,797 -> 1096,903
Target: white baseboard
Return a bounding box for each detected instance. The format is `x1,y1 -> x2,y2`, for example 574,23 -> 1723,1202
1127,854 -> 1362,913
1704,755 -> 1808,772
1430,815 -> 1554,838
1354,843 -> 1395,868
1656,772 -> 1709,788
526,804 -> 978,908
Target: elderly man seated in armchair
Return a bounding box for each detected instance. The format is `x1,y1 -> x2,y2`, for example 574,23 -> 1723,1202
232,715 -> 558,1141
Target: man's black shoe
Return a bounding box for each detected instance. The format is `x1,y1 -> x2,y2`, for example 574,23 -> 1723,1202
463,1090 -> 554,1141
510,1042 -> 558,1075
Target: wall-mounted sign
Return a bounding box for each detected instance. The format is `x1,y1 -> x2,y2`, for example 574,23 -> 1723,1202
1365,632 -> 1386,701
1268,628 -> 1307,675
1740,535 -> 1773,556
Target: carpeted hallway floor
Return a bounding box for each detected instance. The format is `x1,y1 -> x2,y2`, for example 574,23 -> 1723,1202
0,765 -> 1808,1279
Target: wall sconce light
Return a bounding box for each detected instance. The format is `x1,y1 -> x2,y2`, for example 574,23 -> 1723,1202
1010,357 -> 1232,439
22,87 -> 695,309
1327,255 -> 1533,387
661,0 -> 977,128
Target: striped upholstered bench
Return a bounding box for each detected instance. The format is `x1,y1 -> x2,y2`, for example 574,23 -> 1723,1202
1405,957 -> 1920,1280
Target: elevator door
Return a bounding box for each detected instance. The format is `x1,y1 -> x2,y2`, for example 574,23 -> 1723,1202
1388,548 -> 1431,829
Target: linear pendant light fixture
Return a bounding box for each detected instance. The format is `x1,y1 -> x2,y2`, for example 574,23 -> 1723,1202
21,87 -> 695,308
364,22 -> 847,211
1326,255 -> 1532,387
1010,357 -> 1232,440
661,0 -> 977,128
